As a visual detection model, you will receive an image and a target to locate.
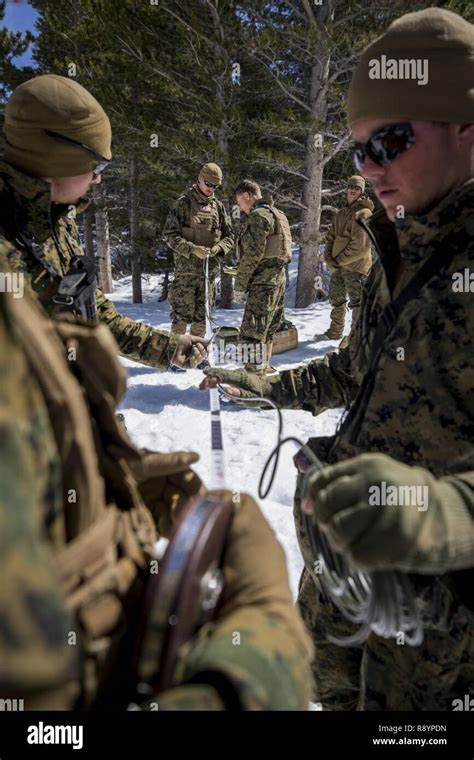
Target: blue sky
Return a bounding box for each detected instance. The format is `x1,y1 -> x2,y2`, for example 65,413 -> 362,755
3,0 -> 38,66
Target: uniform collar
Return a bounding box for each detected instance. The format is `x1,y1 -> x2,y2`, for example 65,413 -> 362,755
191,184 -> 215,204
0,159 -> 89,243
395,179 -> 474,266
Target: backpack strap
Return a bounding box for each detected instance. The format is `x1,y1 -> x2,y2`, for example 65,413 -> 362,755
339,232 -> 459,444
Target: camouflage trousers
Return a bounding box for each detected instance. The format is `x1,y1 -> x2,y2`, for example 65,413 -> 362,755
329,269 -> 365,309
169,272 -> 216,330
294,471 -> 474,710
240,269 -> 286,344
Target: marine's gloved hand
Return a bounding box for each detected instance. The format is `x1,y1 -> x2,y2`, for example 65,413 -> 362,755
209,245 -> 222,257
171,335 -> 208,369
131,450 -> 205,536
303,452 -> 474,574
191,245 -> 210,260
199,367 -> 275,399
176,492 -> 312,710
325,259 -> 340,273
233,290 -> 245,304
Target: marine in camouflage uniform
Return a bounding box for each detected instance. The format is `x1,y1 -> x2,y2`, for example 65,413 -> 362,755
317,175 -> 374,343
0,286 -> 312,710
234,180 -> 291,372
0,75 -> 205,372
162,163 -> 234,338
204,8 -> 474,710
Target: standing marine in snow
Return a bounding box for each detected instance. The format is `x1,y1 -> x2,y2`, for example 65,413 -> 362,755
202,7 -> 474,710
162,162 -> 234,346
234,180 -> 292,373
315,175 -> 374,346
0,75 -> 203,372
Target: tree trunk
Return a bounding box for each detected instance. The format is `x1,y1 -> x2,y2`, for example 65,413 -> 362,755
83,209 -> 95,261
130,154 -> 143,304
296,149 -> 325,307
93,182 -> 113,293
295,1 -> 333,307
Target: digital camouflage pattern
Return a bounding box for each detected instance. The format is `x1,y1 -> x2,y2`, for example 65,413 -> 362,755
0,293 -> 77,709
213,180 -> 474,709
291,180 -> 474,709
0,160 -> 177,369
236,200 -> 288,344
163,185 -> 234,331
0,289 -> 312,710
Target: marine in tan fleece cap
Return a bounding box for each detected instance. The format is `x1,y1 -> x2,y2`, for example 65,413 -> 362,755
4,74 -> 112,178
347,7 -> 474,220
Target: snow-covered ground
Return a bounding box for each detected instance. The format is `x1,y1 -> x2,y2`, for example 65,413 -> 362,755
108,262 -> 350,597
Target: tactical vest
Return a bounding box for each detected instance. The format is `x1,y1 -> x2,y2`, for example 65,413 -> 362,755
0,186 -> 98,321
261,205 -> 292,262
181,192 -> 221,248
9,293 -> 157,709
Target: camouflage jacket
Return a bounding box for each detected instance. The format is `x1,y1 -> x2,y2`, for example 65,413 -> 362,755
272,180 -> 474,614
324,196 -> 374,275
0,289 -> 311,711
0,160 -> 177,369
0,294 -> 77,709
235,199 -> 288,293
162,185 -> 234,277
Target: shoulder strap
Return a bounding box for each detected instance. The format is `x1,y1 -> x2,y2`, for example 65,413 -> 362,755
366,236 -> 456,373
16,228 -> 62,279
339,236 -> 459,444
0,182 -> 62,279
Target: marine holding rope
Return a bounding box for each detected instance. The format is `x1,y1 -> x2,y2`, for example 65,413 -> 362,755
201,7 -> 474,710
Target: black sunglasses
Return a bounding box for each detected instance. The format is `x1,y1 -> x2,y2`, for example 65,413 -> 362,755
203,179 -> 220,189
347,184 -> 362,191
352,122 -> 416,173
45,129 -> 110,176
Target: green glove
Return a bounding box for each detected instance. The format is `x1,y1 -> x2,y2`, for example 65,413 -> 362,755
202,367 -> 276,400
209,245 -> 222,257
305,452 -> 474,574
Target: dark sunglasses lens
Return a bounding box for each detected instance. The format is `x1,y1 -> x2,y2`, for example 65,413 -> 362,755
370,124 -> 414,166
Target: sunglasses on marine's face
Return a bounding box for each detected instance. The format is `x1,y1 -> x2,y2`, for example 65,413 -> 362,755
203,180 -> 220,189
347,185 -> 361,192
352,122 -> 416,173
45,129 -> 110,176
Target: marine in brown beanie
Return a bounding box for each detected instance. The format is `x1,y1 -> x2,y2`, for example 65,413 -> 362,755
315,174 -> 374,345
162,162 -> 234,366
202,7 -> 474,710
0,74 -> 206,371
